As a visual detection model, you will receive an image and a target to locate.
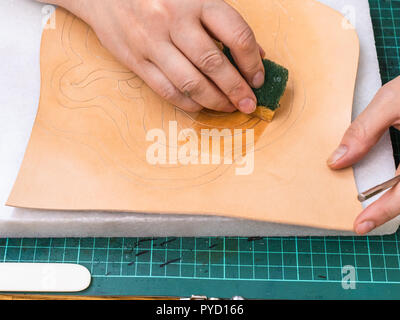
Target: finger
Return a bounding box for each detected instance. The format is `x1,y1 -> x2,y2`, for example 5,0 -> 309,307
353,177 -> 400,235
327,83 -> 399,170
204,27 -> 265,58
170,23 -> 257,114
135,60 -> 203,113
149,41 -> 236,113
201,0 -> 265,89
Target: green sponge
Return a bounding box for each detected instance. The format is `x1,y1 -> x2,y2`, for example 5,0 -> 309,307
223,46 -> 289,113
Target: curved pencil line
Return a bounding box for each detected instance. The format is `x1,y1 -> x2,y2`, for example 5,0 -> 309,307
70,70 -> 134,88
55,16 -> 228,181
53,15 -> 149,165
39,119 -> 232,187
44,11 -> 269,188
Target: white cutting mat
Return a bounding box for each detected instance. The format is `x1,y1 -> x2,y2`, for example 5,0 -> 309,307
0,0 -> 398,237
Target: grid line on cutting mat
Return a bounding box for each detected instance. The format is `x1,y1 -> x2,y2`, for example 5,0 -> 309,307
0,0 -> 400,293
1,234 -> 400,283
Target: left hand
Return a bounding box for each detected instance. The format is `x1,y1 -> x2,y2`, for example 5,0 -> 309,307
327,76 -> 400,234
39,0 -> 266,114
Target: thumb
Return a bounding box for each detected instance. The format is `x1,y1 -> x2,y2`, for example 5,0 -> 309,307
327,84 -> 399,170
353,170 -> 400,234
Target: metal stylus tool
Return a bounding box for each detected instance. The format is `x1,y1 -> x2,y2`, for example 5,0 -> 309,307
358,174 -> 400,202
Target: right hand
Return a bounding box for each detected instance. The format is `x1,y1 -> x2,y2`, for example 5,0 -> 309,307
42,0 -> 266,114
327,76 -> 400,234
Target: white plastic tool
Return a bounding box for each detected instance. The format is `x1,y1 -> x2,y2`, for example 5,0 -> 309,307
0,263 -> 91,292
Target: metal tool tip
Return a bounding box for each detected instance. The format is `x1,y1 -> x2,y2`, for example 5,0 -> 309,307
357,194 -> 367,202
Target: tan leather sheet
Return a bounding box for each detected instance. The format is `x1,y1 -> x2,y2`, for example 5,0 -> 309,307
7,0 -> 362,230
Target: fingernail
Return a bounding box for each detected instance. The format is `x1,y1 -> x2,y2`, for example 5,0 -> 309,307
238,98 -> 256,113
252,71 -> 265,88
327,145 -> 348,166
355,221 -> 375,235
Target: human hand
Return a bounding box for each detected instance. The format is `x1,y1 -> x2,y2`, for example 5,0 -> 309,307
41,0 -> 266,114
327,76 -> 400,234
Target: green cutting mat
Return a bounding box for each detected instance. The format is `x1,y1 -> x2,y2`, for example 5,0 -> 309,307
1,0 -> 400,299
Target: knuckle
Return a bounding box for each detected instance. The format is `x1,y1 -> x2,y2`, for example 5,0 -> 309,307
226,79 -> 247,98
380,206 -> 394,222
243,60 -> 262,75
233,25 -> 256,51
159,84 -> 179,101
179,78 -> 203,95
197,50 -> 225,73
345,121 -> 368,148
147,1 -> 169,20
376,79 -> 400,121
123,47 -> 146,71
379,82 -> 399,104
122,48 -> 136,70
